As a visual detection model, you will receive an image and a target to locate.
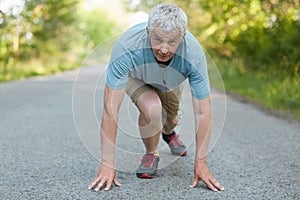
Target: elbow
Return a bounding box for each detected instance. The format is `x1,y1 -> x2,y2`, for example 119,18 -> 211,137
194,110 -> 211,123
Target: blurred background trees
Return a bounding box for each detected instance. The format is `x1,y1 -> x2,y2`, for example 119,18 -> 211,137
0,0 -> 77,78
0,0 -> 118,81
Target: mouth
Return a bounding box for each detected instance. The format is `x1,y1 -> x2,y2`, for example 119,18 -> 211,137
155,53 -> 172,61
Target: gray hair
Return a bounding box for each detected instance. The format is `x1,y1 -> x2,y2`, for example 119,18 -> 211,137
148,4 -> 188,36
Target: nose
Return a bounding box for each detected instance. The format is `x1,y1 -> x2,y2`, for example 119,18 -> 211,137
160,47 -> 168,54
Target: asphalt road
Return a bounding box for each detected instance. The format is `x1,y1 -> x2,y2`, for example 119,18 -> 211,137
0,65 -> 299,200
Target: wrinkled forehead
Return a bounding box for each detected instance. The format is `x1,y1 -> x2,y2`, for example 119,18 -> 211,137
150,27 -> 181,39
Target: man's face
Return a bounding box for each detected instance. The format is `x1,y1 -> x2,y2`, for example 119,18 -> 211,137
147,27 -> 183,62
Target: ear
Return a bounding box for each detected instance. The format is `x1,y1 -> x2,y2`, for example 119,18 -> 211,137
180,33 -> 186,43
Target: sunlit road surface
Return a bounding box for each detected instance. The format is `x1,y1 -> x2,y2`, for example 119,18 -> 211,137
0,66 -> 299,199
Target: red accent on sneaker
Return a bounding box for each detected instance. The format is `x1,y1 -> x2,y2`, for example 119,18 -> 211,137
136,154 -> 159,178
169,134 -> 184,147
178,151 -> 187,156
138,174 -> 155,179
166,133 -> 187,156
141,155 -> 156,168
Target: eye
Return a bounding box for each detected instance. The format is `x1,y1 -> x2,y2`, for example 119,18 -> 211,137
169,40 -> 176,45
155,37 -> 162,43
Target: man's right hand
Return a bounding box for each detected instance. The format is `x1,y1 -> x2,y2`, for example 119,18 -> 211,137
88,164 -> 121,191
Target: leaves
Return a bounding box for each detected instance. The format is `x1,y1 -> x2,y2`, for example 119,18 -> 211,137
0,0 -> 117,82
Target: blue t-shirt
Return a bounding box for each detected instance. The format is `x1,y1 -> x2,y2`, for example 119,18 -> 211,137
106,22 -> 210,100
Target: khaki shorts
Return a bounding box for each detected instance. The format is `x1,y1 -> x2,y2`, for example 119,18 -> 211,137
126,77 -> 183,120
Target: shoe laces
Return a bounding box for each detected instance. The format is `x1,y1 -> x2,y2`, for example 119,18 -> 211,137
169,134 -> 183,147
141,154 -> 157,167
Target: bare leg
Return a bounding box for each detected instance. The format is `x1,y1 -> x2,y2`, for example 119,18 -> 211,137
136,90 -> 163,155
163,116 -> 178,134
162,115 -> 187,156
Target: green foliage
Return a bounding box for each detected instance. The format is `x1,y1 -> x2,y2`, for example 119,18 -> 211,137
0,0 -> 118,82
76,8 -> 118,49
216,58 -> 300,120
0,0 -> 80,81
190,0 -> 300,119
233,2 -> 300,77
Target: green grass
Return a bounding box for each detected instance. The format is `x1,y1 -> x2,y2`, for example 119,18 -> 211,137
214,58 -> 300,121
0,50 -> 85,82
0,61 -> 78,82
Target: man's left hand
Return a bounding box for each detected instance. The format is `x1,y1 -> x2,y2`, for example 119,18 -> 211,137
190,161 -> 224,192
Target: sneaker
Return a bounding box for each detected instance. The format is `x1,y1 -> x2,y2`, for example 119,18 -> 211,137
163,131 -> 187,156
136,154 -> 160,178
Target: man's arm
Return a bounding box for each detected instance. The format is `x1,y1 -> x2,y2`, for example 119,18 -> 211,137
190,96 -> 224,191
88,85 -> 125,191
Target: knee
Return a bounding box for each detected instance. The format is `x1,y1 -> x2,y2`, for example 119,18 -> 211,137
137,91 -> 162,125
141,103 -> 162,125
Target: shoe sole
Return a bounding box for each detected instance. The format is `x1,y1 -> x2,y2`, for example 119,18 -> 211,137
136,173 -> 155,179
172,151 -> 187,156
179,151 -> 187,156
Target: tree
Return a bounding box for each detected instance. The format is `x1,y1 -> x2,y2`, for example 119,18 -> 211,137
0,0 -> 79,70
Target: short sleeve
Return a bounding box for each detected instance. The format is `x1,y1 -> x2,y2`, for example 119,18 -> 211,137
188,55 -> 210,99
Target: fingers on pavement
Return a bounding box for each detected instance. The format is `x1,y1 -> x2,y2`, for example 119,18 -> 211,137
88,176 -> 101,190
190,177 -> 224,192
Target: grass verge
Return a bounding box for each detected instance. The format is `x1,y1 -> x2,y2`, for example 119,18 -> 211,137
0,50 -> 85,82
214,58 -> 300,121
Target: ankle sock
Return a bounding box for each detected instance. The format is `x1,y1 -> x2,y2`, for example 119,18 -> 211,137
162,130 -> 176,143
146,150 -> 159,157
